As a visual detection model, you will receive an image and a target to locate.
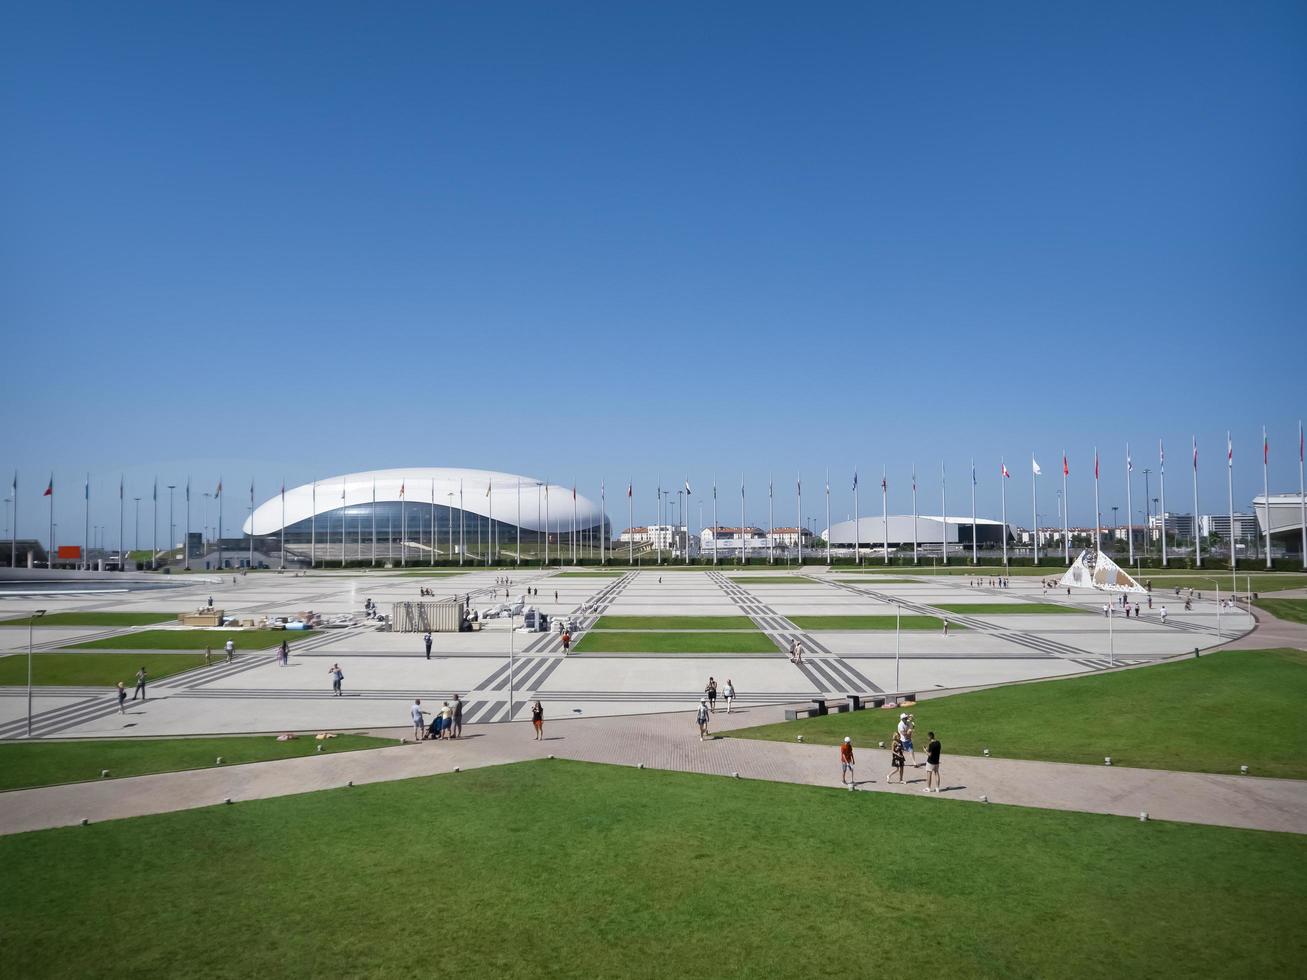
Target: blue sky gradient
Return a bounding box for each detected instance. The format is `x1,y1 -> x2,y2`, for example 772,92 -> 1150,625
3,2 -> 1305,538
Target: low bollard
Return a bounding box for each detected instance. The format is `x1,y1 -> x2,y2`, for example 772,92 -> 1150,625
215,757 -> 223,765
101,769 -> 110,778
1139,812 -> 1148,822
1104,756 -> 1112,766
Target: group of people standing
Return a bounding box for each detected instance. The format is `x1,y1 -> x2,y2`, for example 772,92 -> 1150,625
842,714 -> 943,792
410,697 -> 463,740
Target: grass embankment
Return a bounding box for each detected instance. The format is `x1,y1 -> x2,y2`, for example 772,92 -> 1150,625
0,734 -> 399,792
789,615 -> 959,631
0,612 -> 177,628
1,760 -> 1304,978
65,629 -> 286,651
0,653 -> 212,687
932,602 -> 1082,615
591,615 -> 756,630
1253,598 -> 1307,624
572,631 -> 777,654
730,648 -> 1307,779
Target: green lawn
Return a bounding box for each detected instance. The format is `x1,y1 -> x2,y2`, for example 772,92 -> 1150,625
789,614 -> 961,631
1254,598 -> 1307,625
553,571 -> 626,578
832,577 -> 922,584
0,734 -> 399,792
835,565 -> 1053,576
65,629 -> 287,651
730,648 -> 1307,779
2,761 -> 1304,978
0,653 -> 212,687
396,570 -> 472,577
591,615 -> 757,630
0,612 -> 177,628
727,575 -> 801,584
572,630 -> 777,654
932,602 -> 1083,615
1145,573 -> 1306,594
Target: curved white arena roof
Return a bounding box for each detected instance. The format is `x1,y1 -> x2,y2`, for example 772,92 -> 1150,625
243,468 -> 606,536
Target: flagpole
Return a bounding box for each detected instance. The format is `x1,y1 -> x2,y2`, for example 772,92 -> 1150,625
1300,420 -> 1306,571
1192,438 -> 1201,568
824,470 -> 830,565
311,480 -> 316,568
1061,451 -> 1069,563
1001,462 -> 1010,567
1160,440 -> 1168,567
881,469 -> 888,564
121,477 -> 127,571
10,472 -> 16,568
1125,445 -> 1135,566
250,480 -> 256,570
459,480 -> 464,566
1228,432 -> 1236,594
970,461 -> 977,564
401,480 -> 406,568
601,482 -> 607,565
83,474 -> 90,570
1031,458 -> 1039,566
740,475 -> 747,565
153,478 -> 158,570
341,479 -> 347,568
712,482 -> 718,565
48,476 -> 54,569
371,480 -> 376,566
768,477 -> 774,565
544,483 -> 550,567
216,478 -> 222,572
853,471 -> 860,565
1093,448 -> 1101,556
280,481 -> 285,570
183,479 -> 190,571
940,462 -> 947,565
1259,425 -> 1270,572
627,481 -> 633,565
912,466 -> 918,564
516,479 -> 522,567
431,479 -> 437,567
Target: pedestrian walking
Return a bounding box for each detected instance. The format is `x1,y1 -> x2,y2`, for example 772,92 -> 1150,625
116,681 -> 128,714
942,618 -> 950,637
424,631 -> 432,660
561,630 -> 571,653
225,638 -> 235,662
132,666 -> 148,701
696,699 -> 710,741
1160,605 -> 1168,624
531,700 -> 544,740
897,713 -> 917,766
452,694 -> 463,738
793,641 -> 804,664
554,590 -> 558,603
411,699 -> 427,740
706,677 -> 718,713
840,737 -> 855,785
887,734 -> 906,782
278,640 -> 289,666
329,663 -> 344,696
723,679 -> 735,713
924,731 -> 942,792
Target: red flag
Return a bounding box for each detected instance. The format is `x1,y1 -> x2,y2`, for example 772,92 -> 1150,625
1264,429 -> 1269,464
1094,452 -> 1099,480
1001,463 -> 1010,479
43,476 -> 53,497
1062,454 -> 1069,477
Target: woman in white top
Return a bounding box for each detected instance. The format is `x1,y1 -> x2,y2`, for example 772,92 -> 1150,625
723,679 -> 736,713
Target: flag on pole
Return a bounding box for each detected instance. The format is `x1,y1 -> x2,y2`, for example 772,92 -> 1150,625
250,480 -> 255,504
768,478 -> 772,499
399,481 -> 405,498
1095,450 -> 1100,480
852,470 -> 858,492
1031,457 -> 1041,476
971,462 -> 976,486
84,475 -> 89,500
487,480 -> 493,498
1193,439 -> 1198,471
626,482 -> 632,498
1127,448 -> 1133,472
685,479 -> 692,496
1063,454 -> 1069,477
118,475 -> 123,499
881,474 -> 887,493
572,484 -> 576,501
1160,439 -> 1165,473
214,479 -> 221,498
1001,463 -> 1010,479
1228,433 -> 1233,467
44,475 -> 53,496
185,478 -> 190,502
1264,428 -> 1269,464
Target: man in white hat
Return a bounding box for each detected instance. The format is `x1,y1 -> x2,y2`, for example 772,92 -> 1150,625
897,713 -> 917,766
839,736 -> 855,785
696,699 -> 711,741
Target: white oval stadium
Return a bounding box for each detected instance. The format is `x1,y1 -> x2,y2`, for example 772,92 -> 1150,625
243,468 -> 608,559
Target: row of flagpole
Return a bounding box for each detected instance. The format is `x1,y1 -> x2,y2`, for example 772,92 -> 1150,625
8,428 -> 1306,572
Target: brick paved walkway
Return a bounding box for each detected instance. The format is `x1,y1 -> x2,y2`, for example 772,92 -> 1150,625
3,702 -> 1305,837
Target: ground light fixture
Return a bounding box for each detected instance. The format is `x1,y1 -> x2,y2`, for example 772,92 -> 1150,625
26,609 -> 46,737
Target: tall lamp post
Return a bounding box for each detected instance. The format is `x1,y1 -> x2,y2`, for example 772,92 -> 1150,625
27,609 -> 46,736
1111,506 -> 1119,549
167,485 -> 176,567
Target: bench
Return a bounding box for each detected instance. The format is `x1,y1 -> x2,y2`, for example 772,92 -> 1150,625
784,699 -> 827,721
846,694 -> 885,711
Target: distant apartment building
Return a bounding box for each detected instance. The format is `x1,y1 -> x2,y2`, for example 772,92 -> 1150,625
1200,513 -> 1260,541
766,527 -> 813,547
1148,513 -> 1196,540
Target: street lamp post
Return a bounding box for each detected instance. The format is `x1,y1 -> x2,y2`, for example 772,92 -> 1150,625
133,498 -> 141,554
27,609 -> 46,736
1111,506 -> 1119,548
167,485 -> 176,567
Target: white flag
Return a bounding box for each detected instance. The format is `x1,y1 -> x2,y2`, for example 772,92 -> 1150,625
1031,456 -> 1042,476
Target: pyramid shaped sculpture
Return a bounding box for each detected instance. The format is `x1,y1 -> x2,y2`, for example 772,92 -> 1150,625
1058,549 -> 1147,594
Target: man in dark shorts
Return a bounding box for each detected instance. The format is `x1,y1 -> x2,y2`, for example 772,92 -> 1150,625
132,666 -> 148,701
706,677 -> 717,713
452,694 -> 463,738
924,731 -> 942,793
424,632 -> 432,660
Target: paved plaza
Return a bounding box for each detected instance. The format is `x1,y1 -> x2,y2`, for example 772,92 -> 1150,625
0,566 -> 1254,740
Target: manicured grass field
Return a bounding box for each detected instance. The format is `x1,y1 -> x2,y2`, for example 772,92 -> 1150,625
397,570 -> 471,577
727,575 -> 800,584
730,648 -> 1307,779
553,571 -> 626,578
1254,598 -> 1307,624
0,611 -> 177,628
0,734 -> 399,792
1145,573 -> 1306,594
592,615 -> 757,630
0,653 -> 211,687
2,760 -> 1304,979
572,630 -> 777,654
789,614 -> 959,631
832,578 -> 921,584
65,629 -> 287,651
835,565 -> 1052,576
932,602 -> 1082,615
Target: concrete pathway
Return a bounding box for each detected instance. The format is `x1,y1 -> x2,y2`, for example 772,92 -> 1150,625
1218,600 -> 1307,651
3,704 -> 1304,837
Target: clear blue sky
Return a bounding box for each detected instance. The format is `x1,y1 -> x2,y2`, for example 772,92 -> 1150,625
3,1 -> 1305,540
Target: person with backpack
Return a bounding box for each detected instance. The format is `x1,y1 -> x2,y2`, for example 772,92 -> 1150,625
329,663 -> 344,696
